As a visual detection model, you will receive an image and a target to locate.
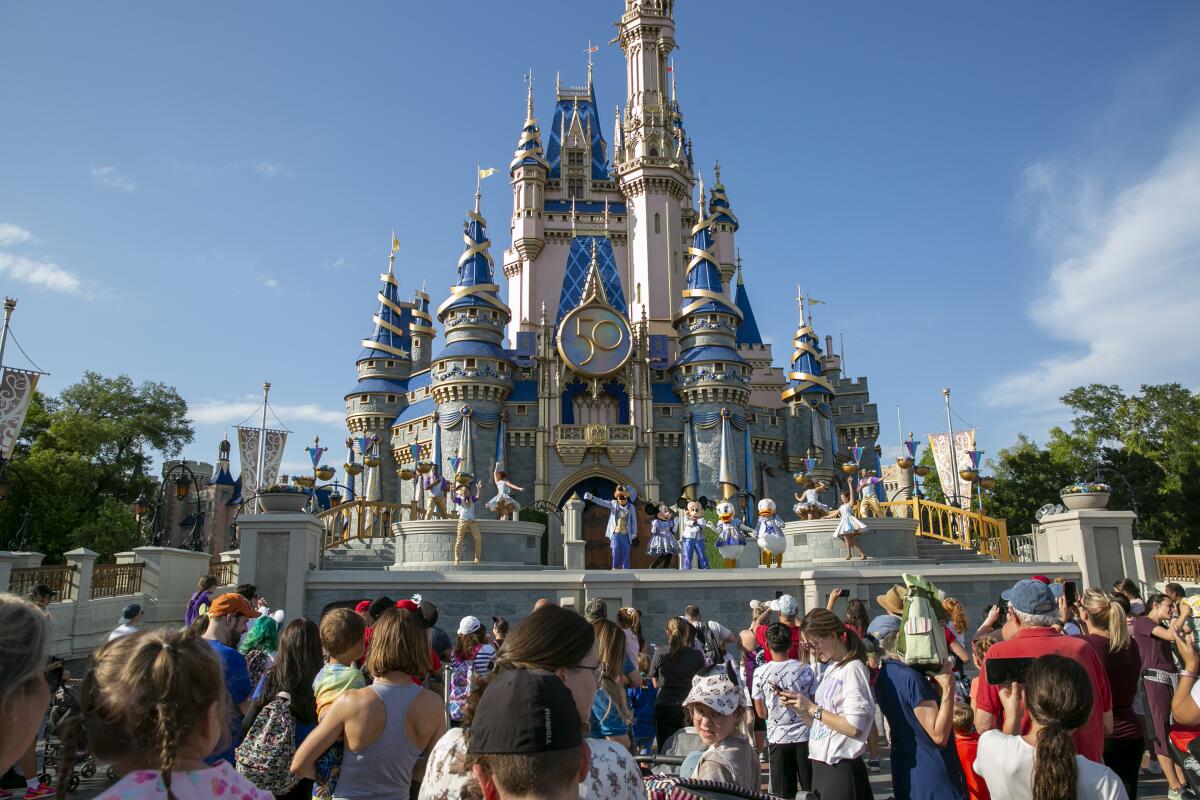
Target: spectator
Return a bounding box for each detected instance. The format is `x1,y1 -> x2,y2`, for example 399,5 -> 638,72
354,600 -> 371,620
941,597 -> 973,663
448,616 -> 497,726
419,604 -> 644,800
1113,579 -> 1145,616
82,628 -> 273,800
877,584 -> 907,617
650,616 -> 707,749
686,605 -> 738,668
583,597 -> 607,623
467,669 -> 589,800
752,621 -> 816,796
244,618 -> 323,800
1076,589 -> 1143,799
845,598 -> 870,638
0,595 -> 51,780
1169,628 -> 1200,754
589,619 -> 634,748
974,580 -> 1111,765
491,616 -> 508,652
953,704 -> 988,800
292,608 -> 445,800
870,615 -> 966,800
26,584 -> 56,614
686,669 -> 759,791
361,596 -> 394,665
628,653 -> 658,756
532,598 -> 556,611
616,607 -> 643,663
239,616 -> 280,691
974,655 -> 1127,800
184,578 -> 220,628
1132,592 -> 1188,797
314,609 -> 367,718
202,592 -> 260,764
419,598 -> 454,664
968,638 -> 994,710
784,608 -> 876,799
108,602 -> 143,641
753,594 -> 802,661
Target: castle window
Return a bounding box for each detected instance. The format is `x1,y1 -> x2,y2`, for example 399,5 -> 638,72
387,395 -> 396,404
567,151 -> 584,167
386,360 -> 394,368
714,362 -> 724,371
367,360 -> 376,368
748,413 -> 757,424
567,177 -> 585,198
468,308 -> 478,317
465,359 -> 476,368
769,415 -> 779,427
654,213 -> 661,234
360,395 -> 368,403
659,406 -> 672,417
650,147 -> 659,157
516,405 -> 528,415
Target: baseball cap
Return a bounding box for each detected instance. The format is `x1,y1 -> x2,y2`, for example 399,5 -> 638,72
769,594 -> 799,617
583,598 -> 608,621
458,615 -> 482,636
468,669 -> 583,755
866,614 -> 900,639
208,592 -> 261,619
683,671 -> 744,715
119,603 -> 142,623
1030,575 -> 1052,585
1002,579 -> 1057,615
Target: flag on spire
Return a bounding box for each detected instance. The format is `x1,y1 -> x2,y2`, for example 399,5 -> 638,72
391,231 -> 400,254
477,166 -> 497,180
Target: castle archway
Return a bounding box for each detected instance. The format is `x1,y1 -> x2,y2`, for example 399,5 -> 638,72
551,468 -> 658,570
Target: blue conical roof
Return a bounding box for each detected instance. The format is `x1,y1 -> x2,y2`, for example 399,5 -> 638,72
546,89 -> 609,180
781,305 -> 834,404
709,173 -> 739,231
359,261 -> 415,362
675,186 -> 740,320
734,268 -> 762,346
510,88 -> 549,173
435,197 -> 512,321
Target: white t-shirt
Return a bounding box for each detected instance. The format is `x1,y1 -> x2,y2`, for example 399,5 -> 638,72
808,659 -> 875,765
751,659 -> 816,743
974,730 -> 1128,800
108,623 -> 139,641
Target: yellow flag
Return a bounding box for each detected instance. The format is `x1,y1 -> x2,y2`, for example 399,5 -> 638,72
477,167 -> 497,180
808,297 -> 827,306
391,232 -> 400,254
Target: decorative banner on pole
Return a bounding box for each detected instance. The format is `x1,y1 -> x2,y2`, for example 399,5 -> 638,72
409,443 -> 421,464
261,430 -> 287,487
681,412 -> 699,495
0,367 -> 39,461
850,445 -> 865,465
928,431 -> 975,509
356,437 -> 373,459
236,427 -> 261,497
307,439 -> 327,467
903,438 -> 918,460
803,456 -> 817,475
718,409 -> 738,490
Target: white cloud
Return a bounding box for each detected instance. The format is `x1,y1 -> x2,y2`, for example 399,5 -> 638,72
0,252 -> 82,293
257,274 -> 281,291
252,161 -> 294,178
990,110 -> 1200,413
190,399 -> 346,426
90,165 -> 137,192
324,257 -> 356,271
0,223 -> 33,246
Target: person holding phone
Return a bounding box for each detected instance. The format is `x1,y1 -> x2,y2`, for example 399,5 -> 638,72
752,622 -> 817,797
1133,592 -> 1189,798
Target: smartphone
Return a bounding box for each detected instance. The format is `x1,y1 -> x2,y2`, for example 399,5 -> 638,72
775,590 -> 783,599
986,657 -> 1036,685
1064,580 -> 1077,607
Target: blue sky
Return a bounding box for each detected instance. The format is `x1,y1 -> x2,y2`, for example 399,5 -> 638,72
2,1 -> 1198,479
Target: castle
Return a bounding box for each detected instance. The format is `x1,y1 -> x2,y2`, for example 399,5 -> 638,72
341,0 -> 881,568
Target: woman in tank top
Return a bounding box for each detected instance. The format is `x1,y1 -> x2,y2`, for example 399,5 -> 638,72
293,607 -> 445,800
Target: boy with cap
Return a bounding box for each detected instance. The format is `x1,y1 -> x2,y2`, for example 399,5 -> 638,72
974,578 -> 1112,764
753,594 -> 803,661
201,592 -> 260,764
468,669 -> 589,800
107,603 -> 143,641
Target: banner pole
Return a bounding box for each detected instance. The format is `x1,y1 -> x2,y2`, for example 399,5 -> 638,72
0,298 -> 15,370
942,388 -> 961,508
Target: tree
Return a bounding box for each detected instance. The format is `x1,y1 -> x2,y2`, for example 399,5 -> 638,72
0,371 -> 193,561
984,435 -> 1078,539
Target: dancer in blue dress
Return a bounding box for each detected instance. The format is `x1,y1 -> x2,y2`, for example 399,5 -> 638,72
646,503 -> 680,569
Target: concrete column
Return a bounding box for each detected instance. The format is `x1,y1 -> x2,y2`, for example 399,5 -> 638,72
65,547 -> 98,603
1131,540 -> 1163,591
237,512 -> 323,622
563,494 -> 585,570
0,550 -> 18,593
1037,510 -> 1137,590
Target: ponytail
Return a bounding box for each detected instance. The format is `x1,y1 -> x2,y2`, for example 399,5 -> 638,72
1080,588 -> 1130,653
1025,655 -> 1091,800
1032,721 -> 1079,800
666,616 -> 689,659
1106,600 -> 1130,652
839,624 -> 867,667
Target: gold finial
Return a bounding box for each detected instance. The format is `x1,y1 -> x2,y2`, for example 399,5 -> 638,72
696,169 -> 705,209
736,250 -> 744,285
714,160 -> 721,185
524,69 -> 535,121
584,40 -> 598,87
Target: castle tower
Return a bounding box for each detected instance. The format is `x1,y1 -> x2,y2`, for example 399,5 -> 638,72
430,190 -> 515,482
206,434 -> 237,555
708,163 -> 739,290
781,291 -> 838,480
506,77 -> 549,333
672,174 -> 750,501
410,287 -> 435,372
617,0 -> 694,337
343,240 -> 415,503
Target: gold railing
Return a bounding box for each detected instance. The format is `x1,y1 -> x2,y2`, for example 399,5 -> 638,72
209,559 -> 238,587
1155,555 -> 1200,583
317,499 -> 403,550
9,565 -> 77,601
91,563 -> 144,599
879,497 -> 1010,561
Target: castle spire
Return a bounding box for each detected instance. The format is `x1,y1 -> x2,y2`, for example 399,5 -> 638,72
781,285 -> 835,404
358,231 -> 413,361
436,190 -> 511,322
579,239 -> 611,306
674,169 -> 740,322
510,73 -> 549,173
708,161 -> 739,229
733,251 -> 763,345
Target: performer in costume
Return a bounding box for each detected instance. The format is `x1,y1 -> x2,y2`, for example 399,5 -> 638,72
452,479 -> 482,564
424,465 -> 449,520
793,481 -> 830,519
756,498 -> 786,568
646,502 -> 680,569
714,500 -> 753,568
680,500 -> 712,570
582,484 -> 638,570
857,470 -> 883,518
834,490 -> 869,560
408,469 -> 425,520
485,464 -> 524,520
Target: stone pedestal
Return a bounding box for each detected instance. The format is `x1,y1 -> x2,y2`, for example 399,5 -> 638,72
782,517 -> 919,564
388,519 -> 546,569
236,512 -> 323,623
563,495 -> 585,570
1037,510 -> 1137,590
64,548 -> 99,607
1131,539 -> 1163,590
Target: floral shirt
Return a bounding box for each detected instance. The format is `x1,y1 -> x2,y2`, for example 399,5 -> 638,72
417,727 -> 643,800
96,763 -> 273,800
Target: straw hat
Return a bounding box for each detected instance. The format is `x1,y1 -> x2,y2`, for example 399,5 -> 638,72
876,585 -> 908,616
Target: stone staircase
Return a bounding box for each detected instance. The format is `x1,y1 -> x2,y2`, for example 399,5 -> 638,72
914,537 -> 998,564
323,538 -> 395,570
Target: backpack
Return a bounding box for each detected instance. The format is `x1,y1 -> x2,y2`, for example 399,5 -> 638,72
235,692 -> 299,794
447,646 -> 480,721
898,573 -> 949,671
697,622 -> 722,668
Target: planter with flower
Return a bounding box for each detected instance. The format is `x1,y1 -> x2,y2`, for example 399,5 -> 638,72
1060,481 -> 1111,511
258,483 -> 309,513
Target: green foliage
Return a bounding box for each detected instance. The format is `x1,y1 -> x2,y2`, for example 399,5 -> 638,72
0,372 -> 193,561
916,448 -> 946,504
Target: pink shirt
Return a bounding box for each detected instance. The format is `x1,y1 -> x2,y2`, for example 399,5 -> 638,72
96,763 -> 273,800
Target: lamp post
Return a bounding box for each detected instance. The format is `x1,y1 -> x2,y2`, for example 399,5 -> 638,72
142,461 -> 205,550
957,447 -> 996,516
0,458 -> 34,550
295,435 -> 337,512
895,433 -> 932,503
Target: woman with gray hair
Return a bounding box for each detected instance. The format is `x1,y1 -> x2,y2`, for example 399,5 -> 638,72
0,593 -> 53,774
868,614 -> 966,800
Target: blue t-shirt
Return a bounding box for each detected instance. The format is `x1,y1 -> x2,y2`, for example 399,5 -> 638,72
588,655 -> 638,737
874,659 -> 967,800
206,638 -> 252,765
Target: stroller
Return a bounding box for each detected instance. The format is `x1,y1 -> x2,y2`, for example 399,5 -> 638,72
40,674 -> 118,792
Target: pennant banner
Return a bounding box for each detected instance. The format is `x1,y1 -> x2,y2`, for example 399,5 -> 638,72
0,367 -> 40,461
904,438 -> 918,460
261,429 -> 287,487
237,427 -> 260,498
928,430 -> 975,509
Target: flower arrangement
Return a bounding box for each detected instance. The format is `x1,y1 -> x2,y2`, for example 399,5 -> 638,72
1061,482 -> 1110,495
261,483 -> 304,494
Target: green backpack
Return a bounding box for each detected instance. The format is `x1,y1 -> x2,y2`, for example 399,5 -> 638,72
898,573 -> 949,671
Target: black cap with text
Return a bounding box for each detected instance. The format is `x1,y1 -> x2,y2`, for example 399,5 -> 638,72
467,669 -> 582,755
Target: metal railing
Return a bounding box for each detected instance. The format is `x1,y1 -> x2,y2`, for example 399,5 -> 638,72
209,559 -> 238,587
9,565 -> 77,600
317,498 -> 403,550
1007,533 -> 1037,563
879,497 -> 1010,561
90,563 -> 144,599
1156,554 -> 1200,583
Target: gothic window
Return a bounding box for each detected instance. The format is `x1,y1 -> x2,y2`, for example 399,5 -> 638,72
386,395 -> 396,404
567,151 -> 584,167
567,178 -> 585,198
465,358 -> 477,368
654,213 -> 661,234
516,405 -> 528,415
660,406 -> 672,417
649,147 -> 659,157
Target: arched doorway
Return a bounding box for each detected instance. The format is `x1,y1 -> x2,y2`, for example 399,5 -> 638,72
557,476 -> 658,570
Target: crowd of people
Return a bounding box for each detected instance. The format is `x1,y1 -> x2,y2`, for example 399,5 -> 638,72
2,573 -> 1199,800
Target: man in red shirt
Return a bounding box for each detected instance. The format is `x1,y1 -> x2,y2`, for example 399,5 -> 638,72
753,594 -> 802,661
974,579 -> 1113,762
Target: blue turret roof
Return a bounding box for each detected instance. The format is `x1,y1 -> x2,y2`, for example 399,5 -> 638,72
733,266 -> 762,345
675,193 -> 740,320
546,86 -> 608,180
436,198 -> 511,321
358,267 -> 415,362
708,170 -> 739,231
781,303 -> 835,403
556,236 -> 627,324
510,87 -> 549,173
